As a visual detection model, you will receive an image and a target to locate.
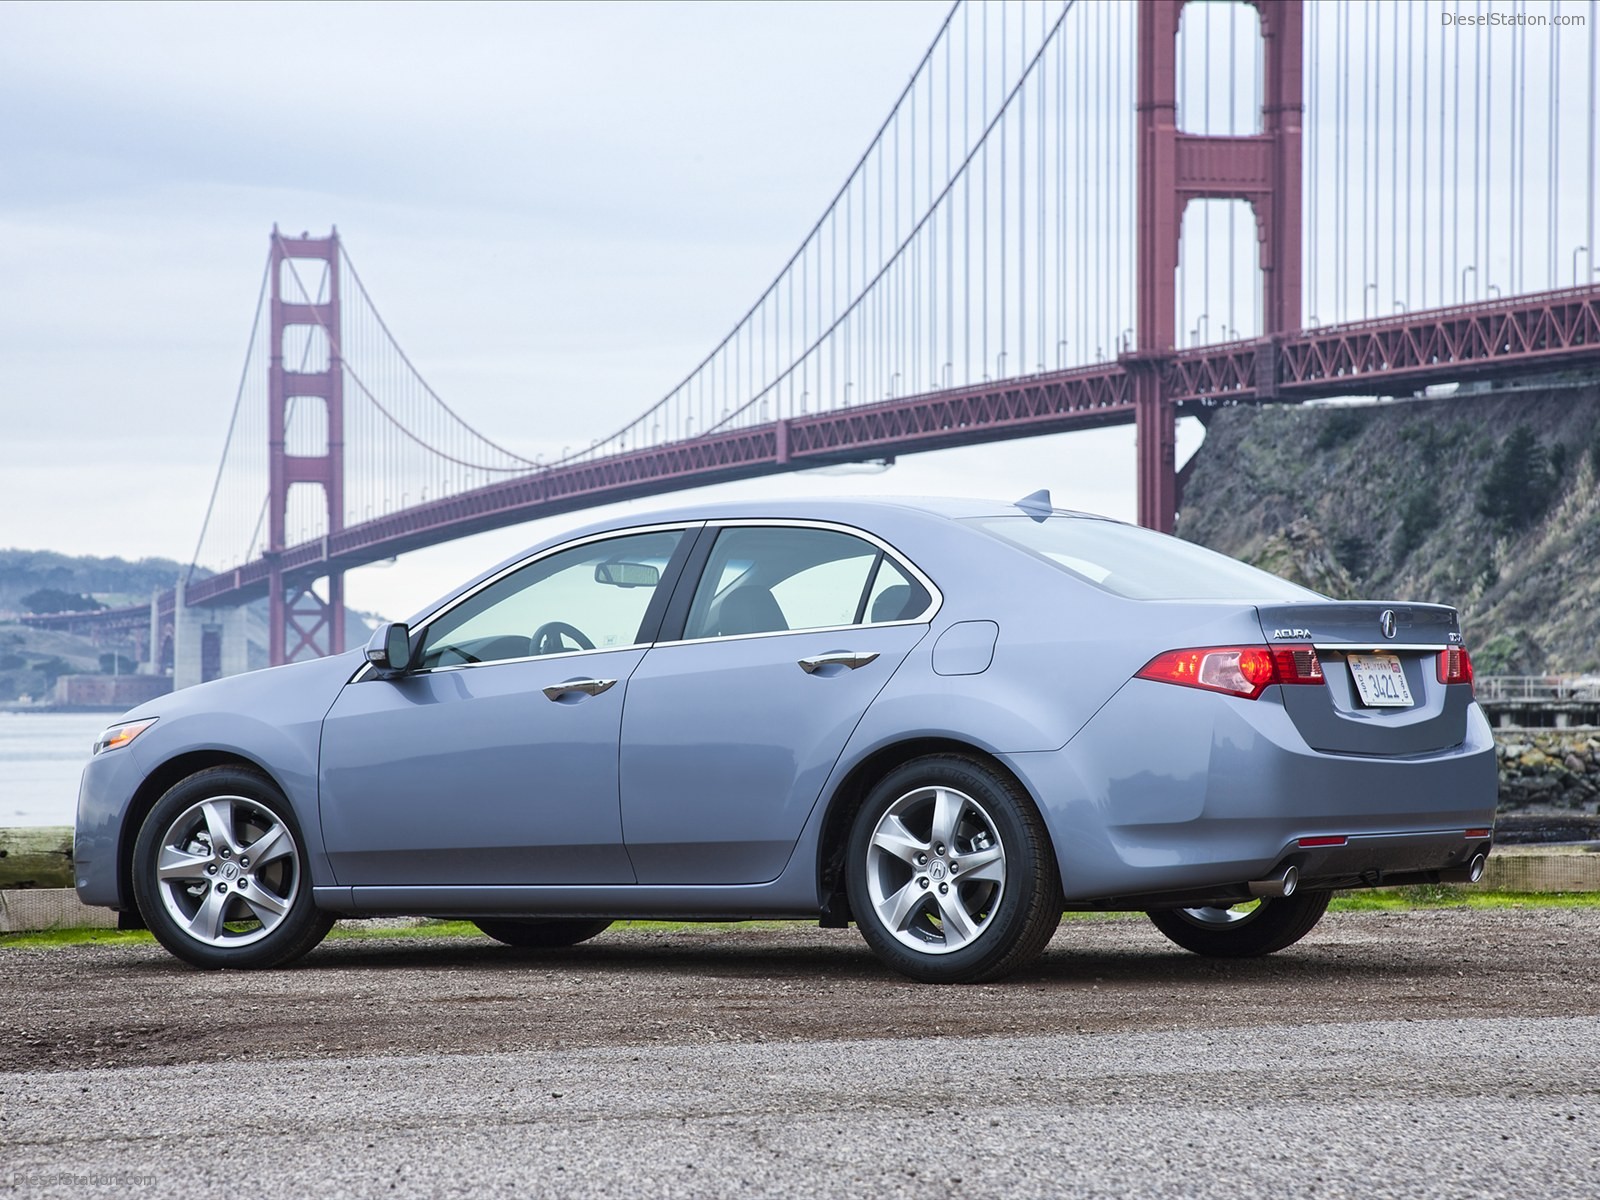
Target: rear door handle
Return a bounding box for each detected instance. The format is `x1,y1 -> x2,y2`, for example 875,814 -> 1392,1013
542,677 -> 617,701
797,651 -> 880,674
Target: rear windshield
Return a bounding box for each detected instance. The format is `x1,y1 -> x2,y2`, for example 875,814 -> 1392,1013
971,516 -> 1321,601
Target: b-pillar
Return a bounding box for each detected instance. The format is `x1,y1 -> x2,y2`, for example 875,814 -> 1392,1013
267,228 -> 346,665
1133,0 -> 1302,532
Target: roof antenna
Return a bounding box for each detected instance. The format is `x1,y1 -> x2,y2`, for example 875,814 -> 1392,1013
1014,489 -> 1053,522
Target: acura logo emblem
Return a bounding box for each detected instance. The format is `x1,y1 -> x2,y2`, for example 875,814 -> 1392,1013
1379,609 -> 1397,639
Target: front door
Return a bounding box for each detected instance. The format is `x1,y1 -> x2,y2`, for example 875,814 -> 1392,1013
318,527 -> 689,887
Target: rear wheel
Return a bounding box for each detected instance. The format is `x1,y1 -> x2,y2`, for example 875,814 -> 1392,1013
132,766 -> 333,969
846,755 -> 1061,984
472,918 -> 613,948
1146,890 -> 1332,958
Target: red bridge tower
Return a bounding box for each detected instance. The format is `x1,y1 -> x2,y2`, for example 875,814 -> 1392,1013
1134,0 -> 1302,531
267,229 -> 347,664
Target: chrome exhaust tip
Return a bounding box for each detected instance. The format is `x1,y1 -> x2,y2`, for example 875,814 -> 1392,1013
1437,853 -> 1489,884
1248,864 -> 1298,899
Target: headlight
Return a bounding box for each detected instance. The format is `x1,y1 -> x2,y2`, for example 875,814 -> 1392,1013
93,717 -> 157,755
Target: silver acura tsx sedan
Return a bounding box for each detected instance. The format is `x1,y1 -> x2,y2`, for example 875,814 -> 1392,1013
75,495 -> 1497,983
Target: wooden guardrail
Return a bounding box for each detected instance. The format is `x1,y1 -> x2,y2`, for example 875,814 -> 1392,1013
0,826 -> 75,890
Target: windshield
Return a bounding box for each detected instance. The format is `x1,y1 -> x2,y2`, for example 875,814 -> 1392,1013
971,516 -> 1321,602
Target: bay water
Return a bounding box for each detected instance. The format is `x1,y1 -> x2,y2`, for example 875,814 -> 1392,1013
0,712 -> 111,827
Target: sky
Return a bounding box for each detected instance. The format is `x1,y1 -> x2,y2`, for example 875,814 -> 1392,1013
0,0 -> 1214,621
3,0 -> 1585,623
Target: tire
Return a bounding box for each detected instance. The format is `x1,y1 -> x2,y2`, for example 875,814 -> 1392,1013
845,754 -> 1061,984
1146,890 -> 1332,958
131,766 -> 334,969
472,918 -> 613,948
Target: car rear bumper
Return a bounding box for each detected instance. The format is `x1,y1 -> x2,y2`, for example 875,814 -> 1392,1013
1004,680 -> 1499,905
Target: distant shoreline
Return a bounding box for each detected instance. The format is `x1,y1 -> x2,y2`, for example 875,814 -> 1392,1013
0,705 -> 126,715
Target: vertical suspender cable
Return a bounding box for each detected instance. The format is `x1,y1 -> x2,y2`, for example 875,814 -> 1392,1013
1474,1 -> 1482,300
1420,0 -> 1430,307
1391,1 -> 1400,308
1440,6 -> 1452,305
1510,4 -> 1520,296
1016,0 -> 1026,375
1549,13 -> 1558,286
999,0 -> 1008,377
1370,1 -> 1379,312
1037,0 -> 1045,371
1341,0 -> 1351,316
964,1 -> 971,383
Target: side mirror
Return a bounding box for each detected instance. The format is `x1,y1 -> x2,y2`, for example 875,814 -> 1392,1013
364,622 -> 412,672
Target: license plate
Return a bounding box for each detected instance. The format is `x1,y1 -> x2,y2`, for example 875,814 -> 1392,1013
1347,654 -> 1414,707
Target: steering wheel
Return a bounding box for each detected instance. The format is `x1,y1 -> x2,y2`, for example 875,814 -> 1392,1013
530,621 -> 595,656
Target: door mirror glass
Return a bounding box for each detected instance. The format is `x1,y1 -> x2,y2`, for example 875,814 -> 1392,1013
364,622 -> 412,671
594,560 -> 660,589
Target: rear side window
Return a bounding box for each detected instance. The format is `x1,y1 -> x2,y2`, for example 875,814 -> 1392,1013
682,526 -> 933,640
972,516 -> 1320,601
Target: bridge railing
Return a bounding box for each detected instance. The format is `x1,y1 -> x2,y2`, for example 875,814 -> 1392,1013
1475,676 -> 1600,703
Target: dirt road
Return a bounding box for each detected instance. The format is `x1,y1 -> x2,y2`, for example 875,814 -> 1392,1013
4,909 -> 1597,1198
4,908 -> 1598,1072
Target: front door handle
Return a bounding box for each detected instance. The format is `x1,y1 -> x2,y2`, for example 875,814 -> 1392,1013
797,651 -> 880,674
542,677 -> 618,701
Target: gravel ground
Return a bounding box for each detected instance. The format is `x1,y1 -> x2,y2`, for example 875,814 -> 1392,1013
2,908 -> 1598,1198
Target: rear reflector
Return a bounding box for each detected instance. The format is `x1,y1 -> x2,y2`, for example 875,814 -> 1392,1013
1135,644 -> 1326,701
1465,828 -> 1491,839
1437,645 -> 1474,688
1297,835 -> 1349,848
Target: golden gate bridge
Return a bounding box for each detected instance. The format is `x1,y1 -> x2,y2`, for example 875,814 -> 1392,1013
31,0 -> 1600,683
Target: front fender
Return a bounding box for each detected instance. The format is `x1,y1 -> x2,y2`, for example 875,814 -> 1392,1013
121,652 -> 361,884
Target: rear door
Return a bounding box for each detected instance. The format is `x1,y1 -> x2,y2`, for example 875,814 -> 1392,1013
619,521 -> 936,884
1256,602 -> 1472,755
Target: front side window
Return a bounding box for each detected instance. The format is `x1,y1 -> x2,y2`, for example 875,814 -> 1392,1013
417,529 -> 684,668
682,525 -> 932,640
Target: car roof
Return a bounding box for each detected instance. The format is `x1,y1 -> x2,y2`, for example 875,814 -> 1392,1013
403,494 -> 1119,626
560,493 -> 1115,533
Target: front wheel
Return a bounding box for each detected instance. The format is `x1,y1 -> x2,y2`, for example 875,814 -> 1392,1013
472,918 -> 613,948
846,755 -> 1061,984
132,766 -> 333,969
1146,890 -> 1332,958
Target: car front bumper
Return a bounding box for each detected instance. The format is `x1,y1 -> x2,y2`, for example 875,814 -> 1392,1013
73,746 -> 150,910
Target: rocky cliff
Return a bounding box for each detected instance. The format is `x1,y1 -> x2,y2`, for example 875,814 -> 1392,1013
1176,381 -> 1600,674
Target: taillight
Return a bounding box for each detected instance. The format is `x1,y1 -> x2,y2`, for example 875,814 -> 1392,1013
1136,644 -> 1325,700
1437,645 -> 1474,688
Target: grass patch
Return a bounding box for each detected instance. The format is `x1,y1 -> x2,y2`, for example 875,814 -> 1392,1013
4,894 -> 1597,949
1329,887 -> 1600,912
0,927 -> 155,949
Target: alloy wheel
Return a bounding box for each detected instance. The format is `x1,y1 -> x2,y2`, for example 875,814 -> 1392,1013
152,794 -> 302,949
863,785 -> 1007,955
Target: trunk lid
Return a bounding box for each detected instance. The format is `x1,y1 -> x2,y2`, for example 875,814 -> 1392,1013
1255,602 -> 1472,756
